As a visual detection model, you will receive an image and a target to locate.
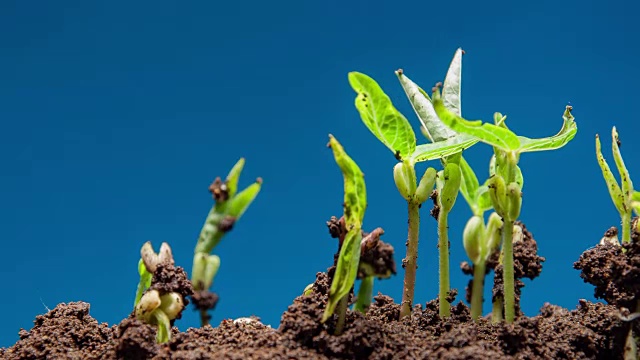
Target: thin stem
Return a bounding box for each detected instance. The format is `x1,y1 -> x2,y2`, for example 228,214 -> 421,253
335,295 -> 349,335
400,201 -> 421,319
152,310 -> 171,344
438,209 -> 451,318
622,212 -> 632,244
471,262 -> 487,321
492,296 -> 503,323
199,309 -> 210,327
502,221 -> 516,323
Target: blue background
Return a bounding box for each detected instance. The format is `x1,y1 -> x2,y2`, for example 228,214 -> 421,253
1,0 -> 638,347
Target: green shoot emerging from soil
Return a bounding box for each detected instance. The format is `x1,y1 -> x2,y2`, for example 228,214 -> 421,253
433,91 -> 577,323
596,127 -> 640,244
192,158 -> 262,326
395,48 -> 484,317
322,135 -> 367,335
135,242 -> 184,343
349,49 -> 480,319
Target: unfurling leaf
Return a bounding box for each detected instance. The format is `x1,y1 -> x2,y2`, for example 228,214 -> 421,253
225,158 -> 245,199
226,179 -> 262,219
440,163 -> 461,213
349,72 -> 416,160
323,135 -> 368,323
463,216 -> 485,264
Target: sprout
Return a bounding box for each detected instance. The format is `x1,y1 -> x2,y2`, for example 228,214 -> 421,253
595,127 -> 640,244
349,48 -> 478,318
133,242 -> 187,343
432,86 -> 577,323
191,158 -> 262,326
321,135 -> 367,334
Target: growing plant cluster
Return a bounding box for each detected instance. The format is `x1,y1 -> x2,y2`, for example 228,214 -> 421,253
124,48 -> 640,358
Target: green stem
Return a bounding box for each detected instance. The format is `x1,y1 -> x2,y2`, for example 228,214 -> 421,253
354,276 -> 374,314
492,296 -> 503,323
335,295 -> 349,335
400,201 -> 421,319
622,211 -> 632,244
152,310 -> 171,344
471,262 -> 486,321
438,209 -> 451,318
502,221 -> 516,323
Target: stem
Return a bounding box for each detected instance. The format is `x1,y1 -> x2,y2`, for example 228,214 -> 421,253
199,309 -> 210,327
492,296 -> 503,323
623,212 -> 632,244
471,262 -> 486,321
400,201 -> 421,319
335,295 -> 349,335
354,276 -> 374,314
502,220 -> 516,323
152,310 -> 171,344
438,209 -> 451,318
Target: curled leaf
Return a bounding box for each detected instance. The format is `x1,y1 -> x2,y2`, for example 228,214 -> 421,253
516,106 -> 577,153
432,89 -> 520,151
225,158 -> 245,199
442,48 -> 463,117
415,167 -> 437,204
440,163 -> 461,213
394,162 -> 417,201
410,134 -> 478,163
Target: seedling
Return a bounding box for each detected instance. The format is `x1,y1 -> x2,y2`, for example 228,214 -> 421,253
595,127 -> 640,244
321,135 -> 367,335
134,242 -> 186,343
191,158 -> 262,326
432,90 -> 577,323
349,48 -> 479,319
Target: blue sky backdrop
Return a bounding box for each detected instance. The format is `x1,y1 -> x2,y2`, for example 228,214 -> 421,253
1,0 -> 639,347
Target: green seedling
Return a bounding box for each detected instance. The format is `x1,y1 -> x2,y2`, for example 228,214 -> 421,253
321,135 -> 367,335
134,242 -> 185,343
191,158 -> 262,326
596,127 -> 640,244
432,88 -> 577,323
349,48 -> 478,319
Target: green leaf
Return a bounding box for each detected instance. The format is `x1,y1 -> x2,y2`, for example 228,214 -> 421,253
633,191 -> 640,202
225,158 -> 245,198
396,71 -> 456,142
432,91 -> 520,151
322,228 -> 362,322
517,106 -> 577,153
328,135 -> 367,227
349,72 -> 416,159
440,163 -> 461,213
226,179 -> 262,219
458,156 -> 480,213
410,134 -> 478,163
611,127 -> 634,205
596,133 -> 625,215
442,48 -> 463,117
354,276 -> 375,314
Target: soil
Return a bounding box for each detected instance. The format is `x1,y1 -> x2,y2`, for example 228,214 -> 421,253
3,221 -> 640,359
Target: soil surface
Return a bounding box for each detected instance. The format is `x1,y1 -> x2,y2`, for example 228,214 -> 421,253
3,222 -> 639,359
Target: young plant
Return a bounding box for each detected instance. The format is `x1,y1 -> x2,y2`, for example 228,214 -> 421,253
596,127 -> 640,244
432,91 -> 577,323
134,242 -> 186,343
349,48 -> 478,318
395,48 -> 484,317
321,135 -> 367,335
191,158 -> 262,326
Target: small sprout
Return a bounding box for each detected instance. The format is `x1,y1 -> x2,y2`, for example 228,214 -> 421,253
322,135 -> 367,335
599,227 -> 620,246
191,158 -> 262,326
595,127 -> 639,244
302,283 -> 314,296
135,289 -> 185,343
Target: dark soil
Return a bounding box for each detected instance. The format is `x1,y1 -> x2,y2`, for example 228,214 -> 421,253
3,222 -> 639,359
